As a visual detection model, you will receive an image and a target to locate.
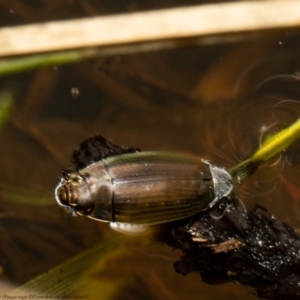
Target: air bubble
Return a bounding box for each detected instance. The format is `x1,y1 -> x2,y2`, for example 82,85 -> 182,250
71,87 -> 80,99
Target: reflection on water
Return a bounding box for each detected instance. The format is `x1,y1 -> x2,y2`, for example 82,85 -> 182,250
231,77 -> 300,226
1,2 -> 300,299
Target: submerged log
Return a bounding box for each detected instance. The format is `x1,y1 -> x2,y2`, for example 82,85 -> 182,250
158,196 -> 300,300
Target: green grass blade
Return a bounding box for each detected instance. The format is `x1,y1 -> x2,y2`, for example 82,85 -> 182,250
0,92 -> 13,129
0,184 -> 53,206
230,118 -> 300,184
0,49 -> 97,77
9,237 -> 122,298
251,119 -> 300,162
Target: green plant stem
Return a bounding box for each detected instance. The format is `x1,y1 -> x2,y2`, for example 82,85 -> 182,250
229,118 -> 300,185
0,48 -> 97,77
0,91 -> 13,129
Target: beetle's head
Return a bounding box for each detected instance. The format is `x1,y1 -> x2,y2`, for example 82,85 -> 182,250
55,170 -> 95,216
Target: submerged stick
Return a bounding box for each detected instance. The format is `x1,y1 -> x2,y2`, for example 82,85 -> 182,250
0,0 -> 300,57
159,197 -> 300,300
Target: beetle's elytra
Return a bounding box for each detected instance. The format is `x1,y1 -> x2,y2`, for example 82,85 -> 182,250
55,135 -> 233,229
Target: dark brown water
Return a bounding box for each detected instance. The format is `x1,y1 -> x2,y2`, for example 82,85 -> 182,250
1,1 -> 300,299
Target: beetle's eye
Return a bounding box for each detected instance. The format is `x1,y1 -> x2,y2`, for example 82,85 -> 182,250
61,170 -> 70,180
